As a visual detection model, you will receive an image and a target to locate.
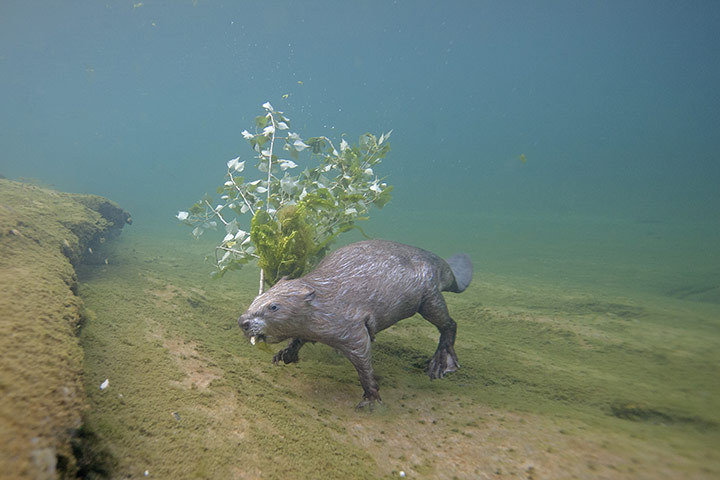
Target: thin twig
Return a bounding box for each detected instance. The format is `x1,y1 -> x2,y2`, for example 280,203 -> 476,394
265,112 -> 275,212
216,245 -> 259,259
204,199 -> 229,225
227,170 -> 256,216
257,110 -> 277,295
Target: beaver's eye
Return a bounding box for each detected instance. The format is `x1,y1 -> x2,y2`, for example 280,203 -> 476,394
269,304 -> 279,312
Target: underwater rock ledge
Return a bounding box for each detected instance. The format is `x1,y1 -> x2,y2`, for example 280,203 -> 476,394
0,179 -> 131,479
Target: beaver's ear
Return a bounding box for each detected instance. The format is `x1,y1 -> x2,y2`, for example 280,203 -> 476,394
305,289 -> 315,303
298,286 -> 315,303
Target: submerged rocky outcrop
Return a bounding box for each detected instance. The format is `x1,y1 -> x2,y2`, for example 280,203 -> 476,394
0,179 -> 131,479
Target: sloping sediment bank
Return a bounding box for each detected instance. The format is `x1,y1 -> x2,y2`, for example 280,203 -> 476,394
78,228 -> 719,479
0,179 -> 131,478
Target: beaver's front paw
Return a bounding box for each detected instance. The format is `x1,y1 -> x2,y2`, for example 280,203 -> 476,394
427,347 -> 460,379
272,347 -> 300,365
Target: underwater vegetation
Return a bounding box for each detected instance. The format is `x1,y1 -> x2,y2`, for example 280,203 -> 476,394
76,230 -> 720,479
0,179 -> 130,479
250,205 -> 314,287
178,102 -> 393,292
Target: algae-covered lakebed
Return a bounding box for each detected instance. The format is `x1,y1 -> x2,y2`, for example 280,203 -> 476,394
76,221 -> 720,479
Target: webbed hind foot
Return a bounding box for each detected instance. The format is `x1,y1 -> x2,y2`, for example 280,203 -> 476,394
427,346 -> 460,379
355,388 -> 382,411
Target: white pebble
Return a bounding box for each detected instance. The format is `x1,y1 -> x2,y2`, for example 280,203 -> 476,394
399,471 -> 406,478
144,470 -> 149,476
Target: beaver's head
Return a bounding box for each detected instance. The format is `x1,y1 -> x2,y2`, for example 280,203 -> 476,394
238,277 -> 315,345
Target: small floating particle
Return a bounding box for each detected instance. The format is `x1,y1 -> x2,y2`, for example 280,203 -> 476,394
100,379 -> 109,390
88,247 -> 93,254
104,258 -> 109,265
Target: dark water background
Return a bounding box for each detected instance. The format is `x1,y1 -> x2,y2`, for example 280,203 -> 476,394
2,1 -> 719,297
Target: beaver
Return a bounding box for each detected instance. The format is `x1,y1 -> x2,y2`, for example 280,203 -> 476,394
238,239 -> 473,408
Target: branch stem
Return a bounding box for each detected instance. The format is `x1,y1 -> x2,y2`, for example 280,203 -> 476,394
204,199 -> 229,225
257,110 -> 277,296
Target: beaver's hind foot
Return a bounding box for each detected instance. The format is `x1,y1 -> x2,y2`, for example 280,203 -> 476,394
355,388 -> 382,411
427,346 -> 460,379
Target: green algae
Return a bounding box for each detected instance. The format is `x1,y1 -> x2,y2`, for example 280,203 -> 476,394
0,179 -> 130,479
78,234 -> 379,479
74,228 -> 720,479
251,205 -> 315,287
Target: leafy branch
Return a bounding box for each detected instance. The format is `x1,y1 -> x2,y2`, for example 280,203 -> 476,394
178,102 -> 393,294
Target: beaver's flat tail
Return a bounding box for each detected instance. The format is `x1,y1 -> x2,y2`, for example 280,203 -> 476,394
446,253 -> 473,293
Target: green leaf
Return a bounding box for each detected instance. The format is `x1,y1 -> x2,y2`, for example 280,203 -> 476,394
359,133 -> 376,152
256,135 -> 269,148
306,137 -> 327,154
189,202 -> 204,215
255,115 -> 269,129
373,185 -> 393,208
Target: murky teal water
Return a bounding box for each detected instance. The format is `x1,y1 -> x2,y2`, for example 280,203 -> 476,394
2,1 -> 719,302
